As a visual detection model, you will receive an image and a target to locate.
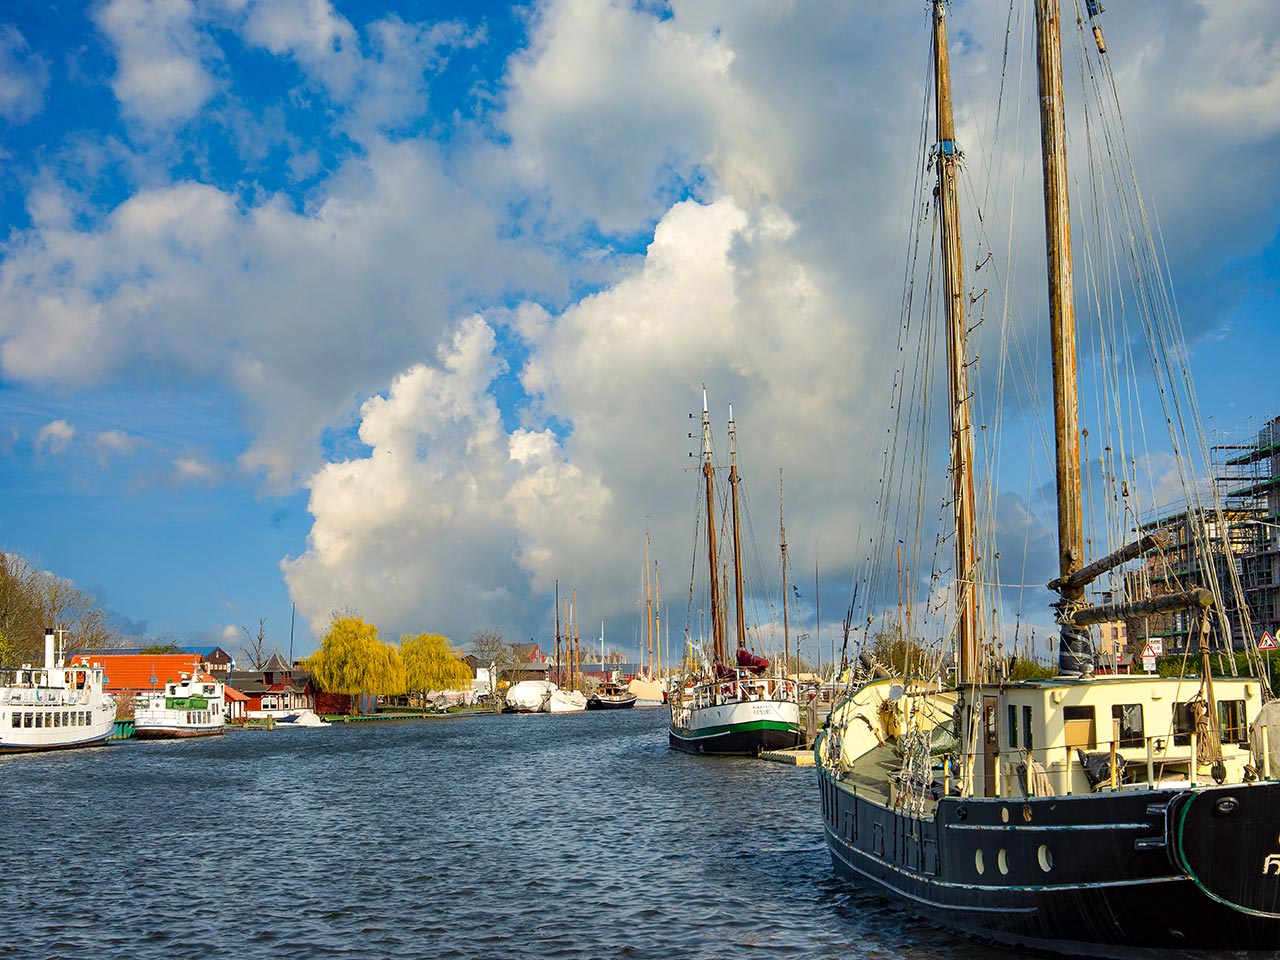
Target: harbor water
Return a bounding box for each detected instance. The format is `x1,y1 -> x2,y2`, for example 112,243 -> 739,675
1,708 -> 1013,959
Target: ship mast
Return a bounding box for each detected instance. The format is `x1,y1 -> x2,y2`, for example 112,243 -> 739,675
780,468 -> 791,672
654,560 -> 662,680
572,587 -> 581,690
728,404 -> 747,652
932,0 -> 981,684
1034,0 -> 1092,675
554,579 -> 562,686
645,532 -> 654,677
701,389 -> 726,666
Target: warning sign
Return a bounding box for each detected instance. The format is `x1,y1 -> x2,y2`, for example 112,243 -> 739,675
1260,632 -> 1278,651
1140,643 -> 1159,660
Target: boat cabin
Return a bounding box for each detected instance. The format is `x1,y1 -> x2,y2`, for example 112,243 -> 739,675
968,674 -> 1262,798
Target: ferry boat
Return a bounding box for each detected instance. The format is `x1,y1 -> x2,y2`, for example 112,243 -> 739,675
0,629 -> 116,753
134,672 -> 226,739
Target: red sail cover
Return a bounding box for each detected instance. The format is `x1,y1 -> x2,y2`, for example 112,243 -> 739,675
736,649 -> 770,674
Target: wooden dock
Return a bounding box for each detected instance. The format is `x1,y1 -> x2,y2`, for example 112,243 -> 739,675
762,747 -> 814,766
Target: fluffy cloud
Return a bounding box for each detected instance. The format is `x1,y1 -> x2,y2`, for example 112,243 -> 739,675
283,314 -> 602,638
0,139 -> 558,488
94,0 -> 219,125
0,26 -> 48,123
36,419 -> 76,456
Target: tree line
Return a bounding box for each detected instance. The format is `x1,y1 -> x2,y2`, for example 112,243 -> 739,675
0,553 -> 119,665
302,615 -> 484,703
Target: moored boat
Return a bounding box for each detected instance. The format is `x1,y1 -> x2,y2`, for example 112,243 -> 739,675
134,672 -> 227,739
0,629 -> 116,753
587,679 -> 637,710
548,687 -> 587,713
817,3 -> 1280,956
505,679 -> 554,713
669,395 -> 801,756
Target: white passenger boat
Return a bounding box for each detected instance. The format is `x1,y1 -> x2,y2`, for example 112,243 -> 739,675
0,629 -> 116,753
134,672 -> 226,739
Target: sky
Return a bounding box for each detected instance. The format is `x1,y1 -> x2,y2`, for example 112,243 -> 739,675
0,0 -> 1277,664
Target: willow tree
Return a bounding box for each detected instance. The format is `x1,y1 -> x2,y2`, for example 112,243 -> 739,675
402,632 -> 473,705
306,616 -> 406,712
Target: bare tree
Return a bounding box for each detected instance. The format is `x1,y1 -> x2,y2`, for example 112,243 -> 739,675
469,626 -> 515,681
240,617 -> 275,670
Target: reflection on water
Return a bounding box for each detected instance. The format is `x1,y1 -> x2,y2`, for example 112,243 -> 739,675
0,709 -> 1018,959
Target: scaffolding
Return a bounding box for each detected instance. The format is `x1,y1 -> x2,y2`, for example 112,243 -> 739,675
1216,415 -> 1280,643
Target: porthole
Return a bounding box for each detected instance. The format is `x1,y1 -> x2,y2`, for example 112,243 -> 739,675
1001,807 -> 1009,823
975,849 -> 986,875
998,849 -> 1009,875
1038,844 -> 1053,873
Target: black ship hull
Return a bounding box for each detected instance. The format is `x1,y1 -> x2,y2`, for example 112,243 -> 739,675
669,720 -> 801,756
820,762 -> 1280,958
586,695 -> 637,710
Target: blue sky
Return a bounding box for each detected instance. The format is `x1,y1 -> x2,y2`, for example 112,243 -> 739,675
1,0 -> 1278,664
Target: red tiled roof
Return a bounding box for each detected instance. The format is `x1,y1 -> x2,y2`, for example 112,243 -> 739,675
224,686 -> 249,701
70,653 -> 202,693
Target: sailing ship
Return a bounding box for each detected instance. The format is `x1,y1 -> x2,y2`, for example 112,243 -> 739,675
0,629 -> 116,753
588,622 -> 637,709
628,533 -> 666,705
548,585 -> 587,713
669,393 -> 801,755
134,670 -> 227,739
817,2 -> 1280,956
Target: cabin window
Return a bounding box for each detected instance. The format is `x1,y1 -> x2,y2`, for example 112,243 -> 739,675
1022,705 -> 1033,750
1063,705 -> 1096,750
1172,702 -> 1195,746
1112,704 -> 1144,747
35,713 -> 43,728
9,713 -> 18,728
1008,705 -> 1018,749
1219,700 -> 1247,744
23,713 -> 31,727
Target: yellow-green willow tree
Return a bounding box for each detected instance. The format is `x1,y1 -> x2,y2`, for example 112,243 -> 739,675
306,616 -> 406,712
401,632 -> 473,705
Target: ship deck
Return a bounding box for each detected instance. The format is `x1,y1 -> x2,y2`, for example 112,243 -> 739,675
835,740 -> 949,816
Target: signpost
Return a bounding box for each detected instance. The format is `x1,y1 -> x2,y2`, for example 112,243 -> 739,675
1261,632 -> 1276,681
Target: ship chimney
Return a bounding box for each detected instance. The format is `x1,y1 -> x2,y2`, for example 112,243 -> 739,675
44,628 -> 54,671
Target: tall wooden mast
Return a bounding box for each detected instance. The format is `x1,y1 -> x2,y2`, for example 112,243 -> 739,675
932,0 -> 981,684
554,579 -> 562,686
572,588 -> 581,689
701,389 -> 725,665
1034,0 -> 1092,674
645,532 -> 654,676
728,404 -> 747,652
780,468 -> 791,672
654,560 -> 662,679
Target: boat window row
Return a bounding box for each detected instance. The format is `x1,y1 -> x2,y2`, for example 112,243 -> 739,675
1003,699 -> 1249,752
10,710 -> 94,728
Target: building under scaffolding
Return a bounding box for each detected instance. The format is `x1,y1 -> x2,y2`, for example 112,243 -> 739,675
1216,415 -> 1280,643
1113,416 -> 1279,657
1122,503 -> 1253,656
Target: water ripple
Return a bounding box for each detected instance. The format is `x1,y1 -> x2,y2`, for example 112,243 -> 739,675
0,710 -> 1020,960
